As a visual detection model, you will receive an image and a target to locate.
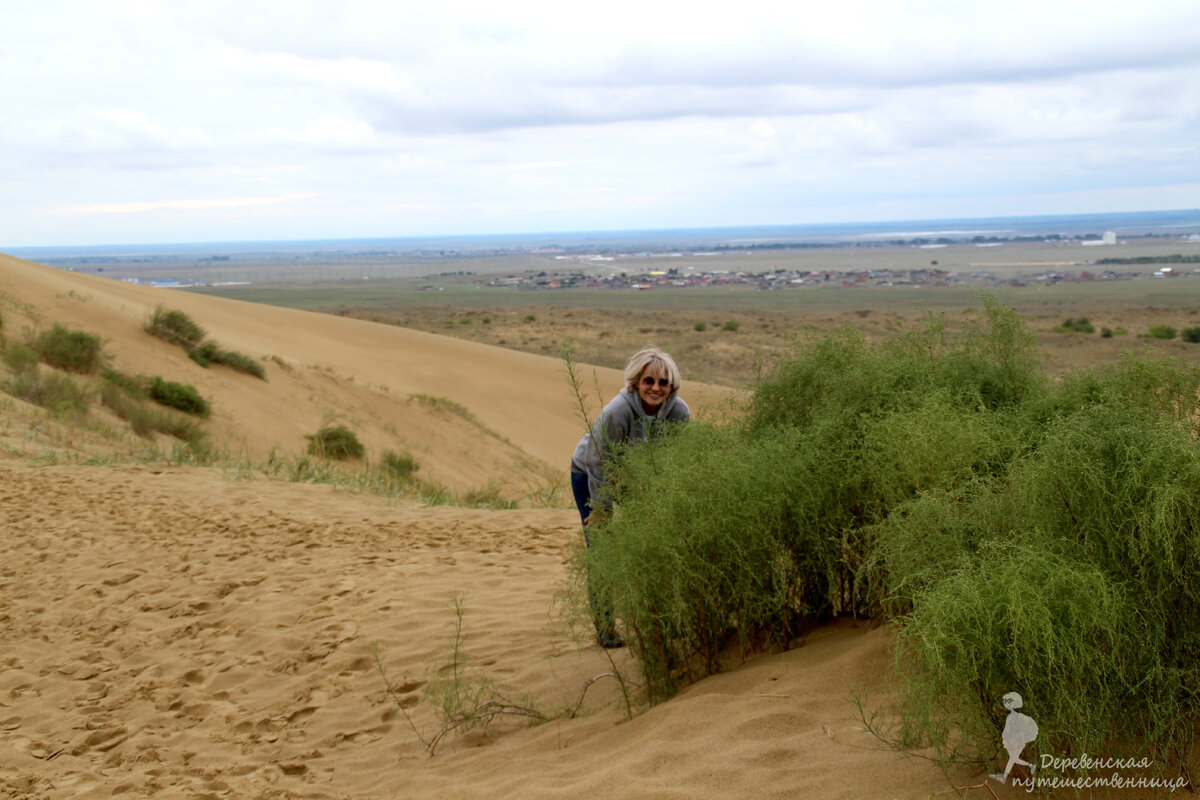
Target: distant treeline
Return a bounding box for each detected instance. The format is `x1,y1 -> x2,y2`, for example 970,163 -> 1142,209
1096,254 -> 1200,265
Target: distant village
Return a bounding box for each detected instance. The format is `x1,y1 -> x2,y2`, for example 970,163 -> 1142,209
476,264 -> 1158,292
473,231 -> 1198,293
46,228 -> 1200,291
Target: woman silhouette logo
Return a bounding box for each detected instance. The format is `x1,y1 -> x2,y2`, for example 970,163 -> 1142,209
990,691 -> 1038,784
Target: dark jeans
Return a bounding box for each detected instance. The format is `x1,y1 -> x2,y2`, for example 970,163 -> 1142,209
571,471 -> 616,639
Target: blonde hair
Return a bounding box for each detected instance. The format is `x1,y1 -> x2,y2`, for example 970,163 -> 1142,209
624,349 -> 682,393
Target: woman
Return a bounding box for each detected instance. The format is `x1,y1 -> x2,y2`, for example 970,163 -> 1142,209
570,348 -> 690,646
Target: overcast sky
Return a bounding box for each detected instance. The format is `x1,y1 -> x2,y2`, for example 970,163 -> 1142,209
3,0 -> 1199,247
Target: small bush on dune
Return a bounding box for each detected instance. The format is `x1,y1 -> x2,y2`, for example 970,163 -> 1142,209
894,542 -> 1134,764
381,448 -> 419,480
100,377 -> 205,443
885,389 -> 1200,766
3,364 -> 91,416
147,376 -> 211,417
693,321 -> 707,332
585,424 -> 803,697
33,324 -> 104,373
3,343 -> 39,374
1182,326 -> 1200,343
306,425 -> 364,459
101,368 -> 145,397
188,341 -> 266,379
145,306 -> 206,348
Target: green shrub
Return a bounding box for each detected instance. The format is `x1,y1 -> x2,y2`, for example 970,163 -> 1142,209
381,448 -> 420,480
894,542 -> 1134,763
100,380 -> 204,443
1101,327 -> 1114,338
3,343 -> 39,373
306,425 -> 364,459
3,366 -> 90,416
589,298 -> 1043,699
1052,316 -> 1095,334
33,324 -> 104,373
721,320 -> 740,332
694,321 -> 707,332
188,341 -> 266,379
578,295 -> 1200,778
523,314 -> 536,322
145,306 -> 206,348
1181,327 -> 1200,344
102,368 -> 145,397
147,376 -> 211,417
1146,324 -> 1177,340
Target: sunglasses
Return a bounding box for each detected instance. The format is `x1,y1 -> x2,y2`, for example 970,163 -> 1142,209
640,376 -> 671,388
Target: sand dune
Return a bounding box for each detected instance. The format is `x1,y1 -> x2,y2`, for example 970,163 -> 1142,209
0,460 -> 971,800
0,255 -> 989,799
0,254 -> 734,494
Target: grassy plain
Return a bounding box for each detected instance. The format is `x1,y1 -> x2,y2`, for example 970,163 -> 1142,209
188,240 -> 1200,387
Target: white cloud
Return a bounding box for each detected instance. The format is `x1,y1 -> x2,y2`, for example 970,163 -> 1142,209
54,193 -> 318,216
1,0 -> 1199,245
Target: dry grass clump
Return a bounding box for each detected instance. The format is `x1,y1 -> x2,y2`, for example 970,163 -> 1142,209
306,424 -> 364,460
381,448 -> 419,480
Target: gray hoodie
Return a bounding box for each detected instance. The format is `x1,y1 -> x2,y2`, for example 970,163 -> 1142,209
570,388 -> 690,511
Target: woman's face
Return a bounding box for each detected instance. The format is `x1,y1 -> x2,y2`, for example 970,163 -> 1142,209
636,363 -> 671,413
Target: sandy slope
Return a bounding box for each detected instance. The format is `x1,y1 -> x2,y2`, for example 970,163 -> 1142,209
0,459 -> 978,800
0,256 -> 1016,799
0,254 -> 734,495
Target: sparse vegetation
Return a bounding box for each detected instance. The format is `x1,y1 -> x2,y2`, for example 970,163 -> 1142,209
147,376 -> 211,417
1146,324 -> 1177,340
1052,316 -> 1095,334
1183,327 -> 1200,343
145,307 -> 265,379
145,306 -> 206,348
188,340 -> 267,379
33,324 -> 104,373
306,424 -> 364,459
3,363 -> 91,417
721,320 -> 740,332
3,343 -> 39,374
381,448 -> 420,480
693,321 -> 707,332
460,482 -> 519,510
100,378 -> 204,443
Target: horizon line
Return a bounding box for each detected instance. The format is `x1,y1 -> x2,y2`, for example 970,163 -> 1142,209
5,207 -> 1200,253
